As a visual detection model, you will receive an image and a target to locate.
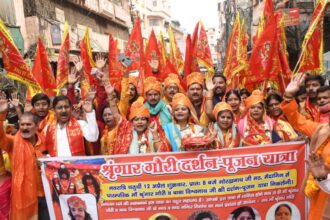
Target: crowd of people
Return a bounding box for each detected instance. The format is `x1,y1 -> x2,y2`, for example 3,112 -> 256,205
0,54 -> 329,220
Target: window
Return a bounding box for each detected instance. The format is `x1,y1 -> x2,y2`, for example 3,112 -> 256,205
149,19 -> 159,26
153,0 -> 157,7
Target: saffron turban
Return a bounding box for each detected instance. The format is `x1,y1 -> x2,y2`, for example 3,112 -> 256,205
213,102 -> 233,119
144,76 -> 162,94
129,76 -> 138,88
244,90 -> 264,109
186,72 -> 204,88
172,93 -> 198,123
67,196 -> 86,209
129,100 -> 150,120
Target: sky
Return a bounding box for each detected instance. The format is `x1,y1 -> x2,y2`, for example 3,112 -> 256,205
170,0 -> 220,33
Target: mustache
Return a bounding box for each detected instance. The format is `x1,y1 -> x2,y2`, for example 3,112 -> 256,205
21,129 -> 29,133
60,112 -> 68,116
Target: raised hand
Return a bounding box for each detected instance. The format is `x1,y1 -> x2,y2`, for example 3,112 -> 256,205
82,99 -> 93,113
95,53 -> 107,70
86,85 -> 97,101
24,100 -> 33,112
0,91 -> 8,114
206,78 -> 215,92
208,122 -> 217,139
74,57 -> 83,73
306,152 -> 330,179
68,67 -> 80,85
284,73 -> 306,98
10,92 -> 20,108
148,58 -> 159,72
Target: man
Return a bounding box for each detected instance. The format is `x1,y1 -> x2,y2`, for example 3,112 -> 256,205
186,72 -> 209,126
67,196 -> 92,220
211,73 -> 227,105
0,93 -> 49,219
45,95 -> 99,157
300,74 -> 324,121
317,86 -> 330,122
163,73 -> 183,105
280,73 -> 330,220
31,93 -> 55,133
144,76 -> 172,126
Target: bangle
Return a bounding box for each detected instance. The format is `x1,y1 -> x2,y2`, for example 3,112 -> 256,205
205,96 -> 213,101
314,176 -> 327,182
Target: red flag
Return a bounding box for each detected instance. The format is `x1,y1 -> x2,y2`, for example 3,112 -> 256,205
183,34 -> 192,78
164,58 -> 187,91
296,0 -> 326,74
125,17 -> 145,94
169,26 -> 184,74
195,22 -> 214,80
56,22 -> 70,93
190,22 -> 200,72
145,30 -> 167,81
263,0 -> 275,26
80,27 -> 96,86
32,37 -> 56,97
108,33 -> 123,88
0,19 -> 40,92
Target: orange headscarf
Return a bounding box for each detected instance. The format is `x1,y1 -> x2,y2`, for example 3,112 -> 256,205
164,74 -> 183,92
186,72 -> 204,88
129,76 -> 138,88
129,100 -> 150,120
144,76 -> 162,94
213,102 -> 233,119
67,196 -> 86,209
244,90 -> 264,110
171,93 -> 199,123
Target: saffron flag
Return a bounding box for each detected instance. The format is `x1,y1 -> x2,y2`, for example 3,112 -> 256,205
125,17 -> 145,94
32,37 -> 56,97
158,31 -> 167,64
190,22 -> 200,73
168,26 -> 184,74
296,0 -> 326,74
223,13 -> 242,88
80,27 -> 96,85
0,19 -> 40,91
145,30 -> 166,81
195,22 -> 214,80
183,34 -> 192,79
108,33 -> 123,88
238,18 -> 249,89
56,22 -> 70,93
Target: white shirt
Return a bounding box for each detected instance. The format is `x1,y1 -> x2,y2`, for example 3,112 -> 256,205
318,174 -> 330,194
47,111 -> 99,157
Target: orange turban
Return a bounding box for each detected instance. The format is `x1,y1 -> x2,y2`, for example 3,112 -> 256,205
186,72 -> 204,88
213,102 -> 233,119
244,90 -> 264,109
67,196 -> 86,209
172,93 -> 198,123
144,76 -> 162,94
129,100 -> 150,120
164,74 -> 183,91
129,76 -> 138,88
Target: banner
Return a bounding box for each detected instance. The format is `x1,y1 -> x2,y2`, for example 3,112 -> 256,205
40,142 -> 307,220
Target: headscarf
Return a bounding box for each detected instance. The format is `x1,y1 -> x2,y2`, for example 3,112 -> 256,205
171,93 -> 199,123
129,100 -> 150,121
186,72 -> 204,88
164,74 -> 183,92
129,76 -> 138,88
213,102 -> 233,119
67,196 -> 86,209
144,76 -> 162,94
244,90 -> 264,110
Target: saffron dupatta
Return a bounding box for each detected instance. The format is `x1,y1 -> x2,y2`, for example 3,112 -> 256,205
214,123 -> 241,149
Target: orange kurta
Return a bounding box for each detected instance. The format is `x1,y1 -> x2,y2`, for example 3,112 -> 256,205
280,100 -> 330,220
0,114 -> 46,220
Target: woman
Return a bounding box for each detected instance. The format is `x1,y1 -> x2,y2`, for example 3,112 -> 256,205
274,204 -> 292,220
163,93 -> 205,152
238,90 -> 275,146
112,99 -> 170,154
231,206 -> 255,220
225,89 -> 242,125
209,102 -> 241,149
100,104 -> 118,155
266,93 -> 300,142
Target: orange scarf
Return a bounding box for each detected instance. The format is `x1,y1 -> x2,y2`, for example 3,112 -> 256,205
100,126 -> 117,155
10,132 -> 44,220
45,117 -> 85,156
37,111 -> 55,133
274,116 -> 298,142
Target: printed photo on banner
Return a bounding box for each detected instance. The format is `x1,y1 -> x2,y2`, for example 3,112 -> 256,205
265,201 -> 301,220
148,212 -> 177,220
188,210 -> 219,220
227,206 -> 261,220
59,194 -> 98,220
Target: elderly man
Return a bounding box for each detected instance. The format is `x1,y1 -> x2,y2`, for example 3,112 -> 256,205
45,95 -> 99,157
0,92 -> 49,219
163,73 -> 183,105
144,76 -> 172,126
280,73 -> 330,220
186,72 -> 209,126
